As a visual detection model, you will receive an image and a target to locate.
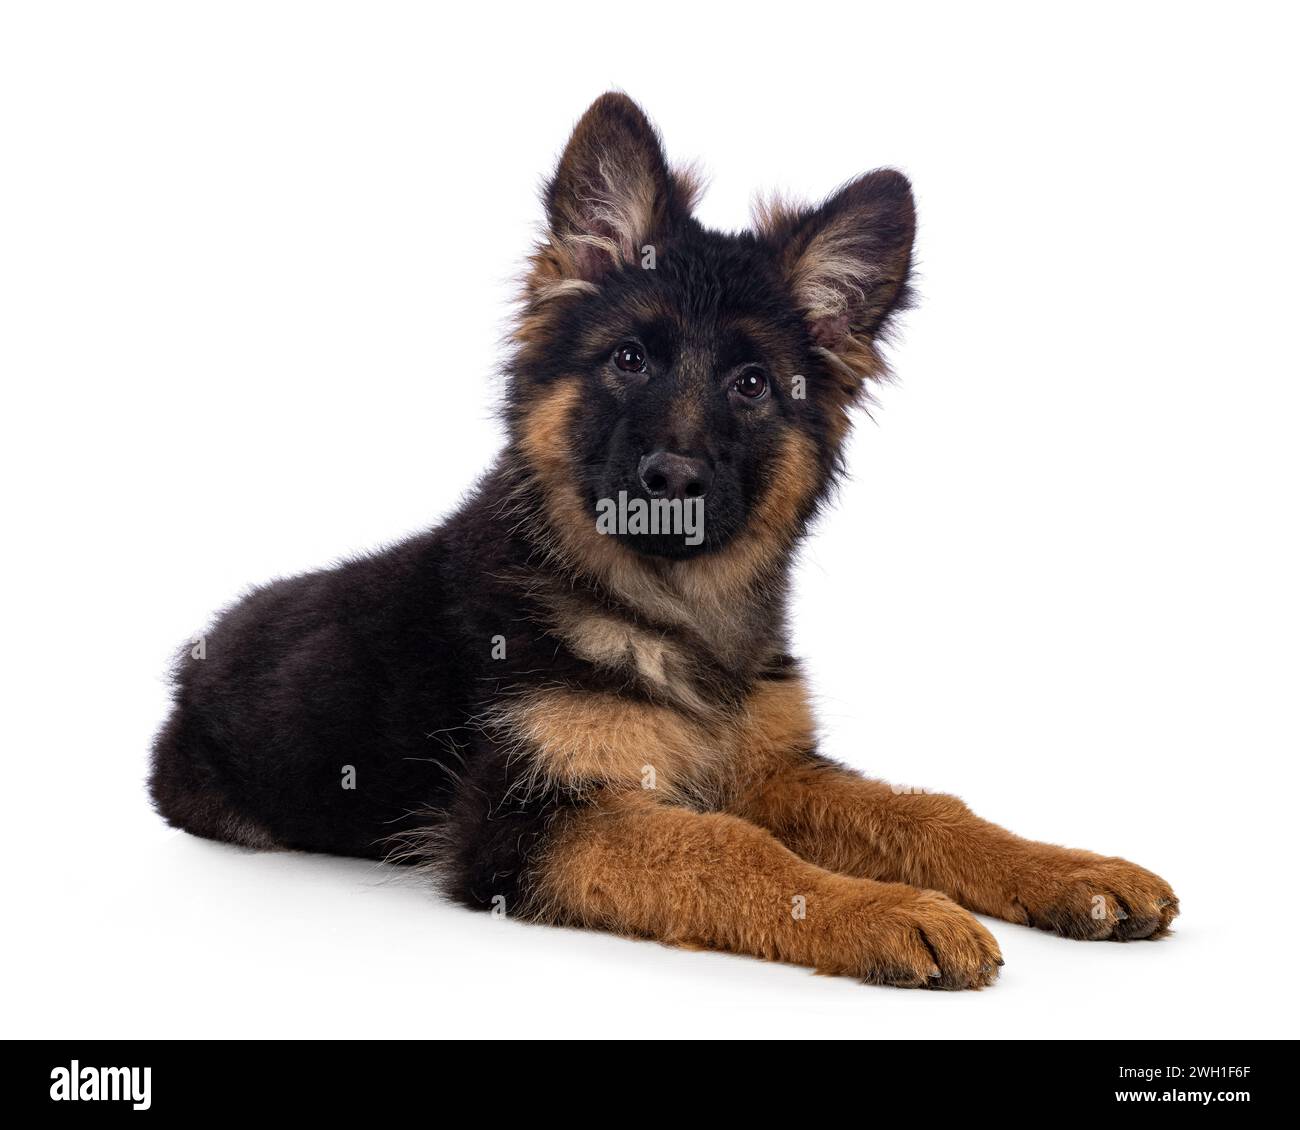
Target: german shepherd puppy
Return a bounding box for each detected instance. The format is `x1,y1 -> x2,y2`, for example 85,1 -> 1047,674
150,94 -> 1178,988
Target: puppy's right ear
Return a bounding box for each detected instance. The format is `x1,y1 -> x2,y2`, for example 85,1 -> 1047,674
533,93 -> 700,291
757,170 -> 915,385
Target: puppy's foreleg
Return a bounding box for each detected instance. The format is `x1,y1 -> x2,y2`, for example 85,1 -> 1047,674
529,791 -> 1001,988
731,752 -> 1178,941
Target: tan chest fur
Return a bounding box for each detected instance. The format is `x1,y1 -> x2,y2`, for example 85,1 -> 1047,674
548,603 -> 705,710
489,673 -> 815,805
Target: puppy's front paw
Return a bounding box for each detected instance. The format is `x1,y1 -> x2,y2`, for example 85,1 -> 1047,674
1013,852 -> 1178,941
859,890 -> 1003,990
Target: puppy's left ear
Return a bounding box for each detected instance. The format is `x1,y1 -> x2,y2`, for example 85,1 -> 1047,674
535,93 -> 701,289
759,170 -> 915,377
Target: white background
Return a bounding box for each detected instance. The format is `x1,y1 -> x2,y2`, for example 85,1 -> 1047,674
3,2 -> 1297,1039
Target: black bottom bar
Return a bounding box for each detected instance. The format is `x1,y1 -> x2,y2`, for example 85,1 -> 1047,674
4,1038 -> 1287,1116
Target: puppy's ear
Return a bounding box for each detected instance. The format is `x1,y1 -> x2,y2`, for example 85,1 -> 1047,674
537,93 -> 700,287
758,170 -> 915,379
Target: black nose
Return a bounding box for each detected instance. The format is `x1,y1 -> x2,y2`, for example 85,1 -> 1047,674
638,451 -> 713,501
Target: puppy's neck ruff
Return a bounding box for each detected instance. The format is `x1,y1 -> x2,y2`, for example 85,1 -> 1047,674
504,387 -> 796,657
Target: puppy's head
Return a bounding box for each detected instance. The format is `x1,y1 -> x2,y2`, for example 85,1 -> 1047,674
510,93 -> 914,565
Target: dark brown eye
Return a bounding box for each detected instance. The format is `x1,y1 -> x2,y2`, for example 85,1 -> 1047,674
613,342 -> 647,373
734,369 -> 768,399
